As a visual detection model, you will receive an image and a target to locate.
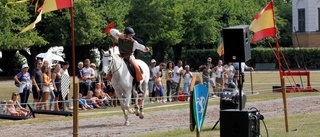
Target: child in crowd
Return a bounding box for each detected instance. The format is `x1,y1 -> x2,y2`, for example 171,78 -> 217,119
83,91 -> 100,108
154,71 -> 165,103
0,100 -> 7,115
183,65 -> 192,102
177,88 -> 185,102
79,93 -> 93,111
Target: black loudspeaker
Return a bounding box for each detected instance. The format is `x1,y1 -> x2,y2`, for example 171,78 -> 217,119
220,88 -> 247,110
223,25 -> 251,62
220,109 -> 260,137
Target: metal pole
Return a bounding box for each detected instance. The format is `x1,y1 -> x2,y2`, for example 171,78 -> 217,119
70,6 -> 79,137
281,78 -> 289,132
250,70 -> 253,94
238,62 -> 242,110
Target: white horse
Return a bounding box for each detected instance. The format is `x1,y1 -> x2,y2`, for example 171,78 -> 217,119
102,46 -> 150,126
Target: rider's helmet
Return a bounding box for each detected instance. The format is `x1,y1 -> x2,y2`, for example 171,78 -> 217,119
228,82 -> 236,88
124,27 -> 135,35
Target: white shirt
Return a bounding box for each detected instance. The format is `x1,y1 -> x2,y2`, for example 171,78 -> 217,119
150,66 -> 161,78
233,62 -> 249,73
172,66 -> 183,83
110,28 -> 146,52
183,72 -> 192,84
60,69 -> 69,77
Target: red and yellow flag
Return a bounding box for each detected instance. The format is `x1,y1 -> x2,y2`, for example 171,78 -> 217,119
249,2 -> 276,43
20,0 -> 73,33
217,35 -> 224,57
38,0 -> 73,13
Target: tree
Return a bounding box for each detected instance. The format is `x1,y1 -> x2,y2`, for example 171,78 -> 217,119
126,0 -> 185,62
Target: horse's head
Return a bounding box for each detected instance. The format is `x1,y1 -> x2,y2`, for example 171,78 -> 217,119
102,49 -> 113,75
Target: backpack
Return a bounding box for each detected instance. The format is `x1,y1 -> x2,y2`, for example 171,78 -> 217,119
14,72 -> 23,87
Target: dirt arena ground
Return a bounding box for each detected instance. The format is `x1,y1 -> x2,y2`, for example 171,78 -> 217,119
0,95 -> 319,137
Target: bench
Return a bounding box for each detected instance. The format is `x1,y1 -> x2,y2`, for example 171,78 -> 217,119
255,63 -> 276,70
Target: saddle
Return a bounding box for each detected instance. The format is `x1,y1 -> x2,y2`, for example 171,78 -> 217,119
123,57 -> 144,94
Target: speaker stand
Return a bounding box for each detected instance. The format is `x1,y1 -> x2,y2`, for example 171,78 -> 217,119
211,118 -> 220,130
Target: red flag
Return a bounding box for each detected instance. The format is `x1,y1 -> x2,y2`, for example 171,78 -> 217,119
249,2 -> 276,43
104,22 -> 114,34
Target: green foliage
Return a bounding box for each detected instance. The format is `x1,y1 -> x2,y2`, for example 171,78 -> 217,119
185,49 -> 219,71
0,1 -> 47,50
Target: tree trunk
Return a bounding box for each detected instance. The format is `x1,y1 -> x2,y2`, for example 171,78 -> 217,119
172,44 -> 183,63
152,42 -> 166,63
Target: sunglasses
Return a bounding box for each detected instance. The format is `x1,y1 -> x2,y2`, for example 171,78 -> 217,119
13,94 -> 18,96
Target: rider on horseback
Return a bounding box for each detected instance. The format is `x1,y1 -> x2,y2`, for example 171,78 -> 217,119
110,27 -> 150,82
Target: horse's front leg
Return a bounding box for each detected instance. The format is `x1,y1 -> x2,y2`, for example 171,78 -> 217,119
119,97 -> 130,126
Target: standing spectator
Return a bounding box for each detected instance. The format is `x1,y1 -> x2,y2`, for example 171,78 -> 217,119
224,62 -> 236,86
183,65 -> 192,102
165,61 -> 174,102
80,59 -> 95,96
212,60 -> 227,86
148,59 -> 165,103
233,62 -> 254,90
41,66 -> 51,110
60,61 -> 70,111
202,64 -> 211,88
212,60 -> 227,97
14,64 -> 32,108
31,59 -> 43,110
90,63 -> 99,91
43,60 -> 55,111
198,57 -> 215,71
172,60 -> 183,101
52,64 -> 62,111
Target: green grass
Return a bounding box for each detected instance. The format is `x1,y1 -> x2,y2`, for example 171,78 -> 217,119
1,71 -> 320,136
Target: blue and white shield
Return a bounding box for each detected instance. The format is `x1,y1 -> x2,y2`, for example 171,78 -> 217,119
193,84 -> 209,132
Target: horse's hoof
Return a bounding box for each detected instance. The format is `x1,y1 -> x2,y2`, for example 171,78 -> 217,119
135,112 -> 139,116
124,121 -> 130,126
139,113 -> 144,119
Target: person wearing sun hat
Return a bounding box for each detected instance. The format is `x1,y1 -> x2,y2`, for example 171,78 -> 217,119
14,63 -> 32,108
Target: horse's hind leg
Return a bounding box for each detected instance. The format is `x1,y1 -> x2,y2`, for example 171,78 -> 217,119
132,89 -> 140,116
139,82 -> 148,119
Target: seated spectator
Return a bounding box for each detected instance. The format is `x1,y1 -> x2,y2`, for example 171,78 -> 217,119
177,88 -> 185,102
79,93 -> 93,110
7,100 -> 26,116
101,82 -> 117,107
0,100 -> 8,115
95,83 -> 111,107
83,91 -> 100,108
11,92 -> 29,114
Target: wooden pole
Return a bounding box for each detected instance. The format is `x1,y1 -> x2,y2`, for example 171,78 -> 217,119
281,78 -> 289,132
196,128 -> 200,137
70,6 -> 79,137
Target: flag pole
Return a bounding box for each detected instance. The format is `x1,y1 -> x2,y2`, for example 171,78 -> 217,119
271,0 -> 289,132
70,5 -> 79,137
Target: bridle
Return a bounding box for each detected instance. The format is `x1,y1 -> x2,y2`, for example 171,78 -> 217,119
103,51 -> 121,75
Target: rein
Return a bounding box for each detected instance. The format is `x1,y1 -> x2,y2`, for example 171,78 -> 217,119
104,54 -> 122,75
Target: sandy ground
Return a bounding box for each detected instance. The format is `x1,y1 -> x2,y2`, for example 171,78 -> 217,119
0,95 -> 320,137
